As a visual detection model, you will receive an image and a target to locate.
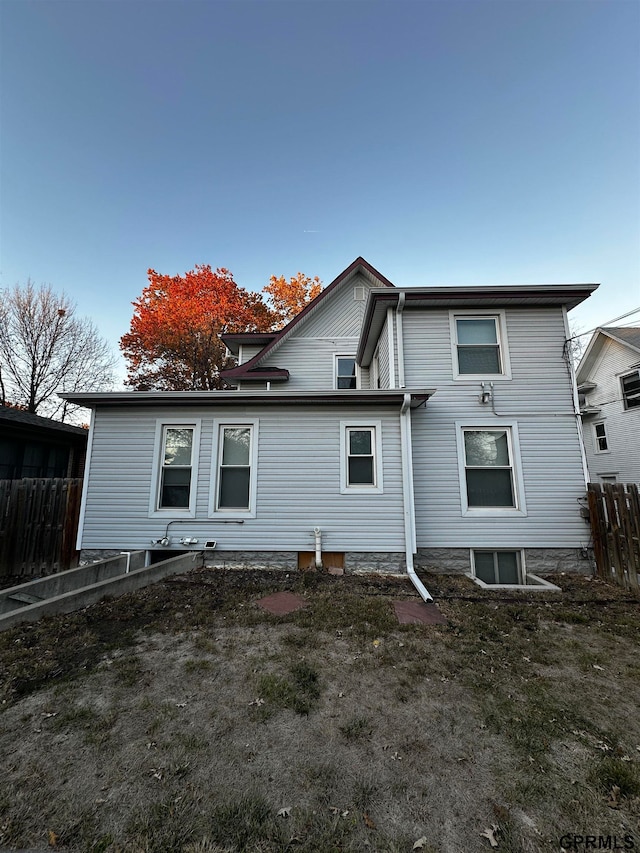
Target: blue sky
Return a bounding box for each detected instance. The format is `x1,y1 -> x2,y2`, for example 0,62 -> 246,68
1,0 -> 639,383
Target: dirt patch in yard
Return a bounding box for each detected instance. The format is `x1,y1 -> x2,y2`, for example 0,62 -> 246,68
0,569 -> 639,852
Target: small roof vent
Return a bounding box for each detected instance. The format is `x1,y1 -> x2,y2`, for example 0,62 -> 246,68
354,286 -> 365,301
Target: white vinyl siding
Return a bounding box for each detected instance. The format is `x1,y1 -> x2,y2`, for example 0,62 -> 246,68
406,307 -> 588,548
79,406 -> 405,553
256,273 -> 379,390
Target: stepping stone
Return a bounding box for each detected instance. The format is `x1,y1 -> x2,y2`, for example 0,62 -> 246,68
256,591 -> 307,615
393,600 -> 447,625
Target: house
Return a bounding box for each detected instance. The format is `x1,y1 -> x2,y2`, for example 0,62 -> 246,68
0,405 -> 87,480
576,326 -> 640,485
60,258 -> 598,591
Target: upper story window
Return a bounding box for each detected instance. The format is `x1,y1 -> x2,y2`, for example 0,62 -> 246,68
335,355 -> 359,389
451,313 -> 511,379
150,421 -> 200,516
594,422 -> 608,452
621,371 -> 640,410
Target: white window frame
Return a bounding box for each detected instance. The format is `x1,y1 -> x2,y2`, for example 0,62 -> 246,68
449,310 -> 511,380
209,419 -> 259,518
593,422 -> 609,453
149,419 -> 201,518
334,354 -> 360,390
471,549 -> 526,586
620,370 -> 640,410
455,421 -> 526,516
339,420 -> 383,494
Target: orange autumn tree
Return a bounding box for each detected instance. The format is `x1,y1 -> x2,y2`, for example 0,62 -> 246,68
120,265 -> 274,390
263,272 -> 323,329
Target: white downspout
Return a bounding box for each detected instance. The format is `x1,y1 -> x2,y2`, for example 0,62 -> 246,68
400,394 -> 432,602
396,292 -> 406,388
314,527 -> 322,568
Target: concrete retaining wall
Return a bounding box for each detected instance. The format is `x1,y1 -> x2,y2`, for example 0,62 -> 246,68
0,551 -> 203,631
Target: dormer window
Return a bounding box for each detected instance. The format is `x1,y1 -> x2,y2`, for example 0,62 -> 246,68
335,356 -> 359,389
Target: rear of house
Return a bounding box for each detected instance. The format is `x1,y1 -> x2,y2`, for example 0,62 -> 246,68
63,258 -> 597,586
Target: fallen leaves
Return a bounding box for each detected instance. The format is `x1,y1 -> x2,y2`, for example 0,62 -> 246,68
480,824 -> 499,847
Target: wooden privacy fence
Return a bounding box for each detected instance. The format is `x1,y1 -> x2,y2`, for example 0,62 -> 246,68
587,483 -> 640,592
0,478 -> 83,579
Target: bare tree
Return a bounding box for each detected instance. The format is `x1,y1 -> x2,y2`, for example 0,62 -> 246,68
0,280 -> 116,421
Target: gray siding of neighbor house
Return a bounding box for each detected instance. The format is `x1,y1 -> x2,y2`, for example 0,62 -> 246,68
581,338 -> 640,484
257,273 -> 376,390
80,405 -> 405,554
402,307 -> 590,549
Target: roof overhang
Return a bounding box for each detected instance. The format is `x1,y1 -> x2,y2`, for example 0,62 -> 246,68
59,389 -> 436,409
358,284 -> 599,365
577,327 -> 640,384
220,332 -> 279,357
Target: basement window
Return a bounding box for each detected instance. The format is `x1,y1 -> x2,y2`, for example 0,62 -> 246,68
470,549 -> 560,590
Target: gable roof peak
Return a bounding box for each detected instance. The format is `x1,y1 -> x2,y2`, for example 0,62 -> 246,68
220,257 -> 395,382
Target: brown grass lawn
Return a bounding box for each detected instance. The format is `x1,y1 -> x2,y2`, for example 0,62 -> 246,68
0,568 -> 639,853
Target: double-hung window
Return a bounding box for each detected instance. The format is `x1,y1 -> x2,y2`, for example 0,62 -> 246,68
151,422 -> 200,516
340,421 -> 383,494
457,423 -> 525,514
335,356 -> 358,389
451,313 -> 510,378
621,371 -> 640,410
211,421 -> 258,516
594,422 -> 608,452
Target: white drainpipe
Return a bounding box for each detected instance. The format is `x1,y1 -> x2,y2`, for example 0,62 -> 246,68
314,527 -> 322,568
400,393 -> 433,603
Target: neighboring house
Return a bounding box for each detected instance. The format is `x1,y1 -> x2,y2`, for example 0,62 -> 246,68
61,258 -> 597,588
0,405 -> 87,480
576,326 -> 640,485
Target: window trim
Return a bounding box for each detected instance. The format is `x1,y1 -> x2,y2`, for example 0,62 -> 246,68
209,419 -> 259,518
593,421 -> 609,453
620,370 -> 640,410
339,420 -> 383,494
471,549 -> 526,586
455,421 -> 526,516
334,354 -> 360,390
149,419 -> 201,518
449,310 -> 511,380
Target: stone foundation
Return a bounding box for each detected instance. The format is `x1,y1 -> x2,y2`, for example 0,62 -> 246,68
203,550 -> 297,571
416,547 -> 594,577
80,546 -> 594,577
415,548 -> 471,574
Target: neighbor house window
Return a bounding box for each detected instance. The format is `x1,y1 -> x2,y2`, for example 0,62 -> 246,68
473,550 -> 523,585
457,424 -> 525,513
621,371 -> 640,410
594,422 -> 608,452
451,313 -> 510,378
335,355 -> 358,389
211,421 -> 258,516
340,421 -> 383,494
156,425 -> 197,512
